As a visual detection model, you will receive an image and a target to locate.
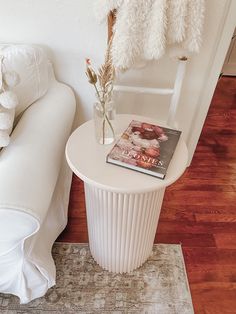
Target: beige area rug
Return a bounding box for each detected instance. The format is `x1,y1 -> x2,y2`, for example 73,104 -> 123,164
0,243 -> 194,314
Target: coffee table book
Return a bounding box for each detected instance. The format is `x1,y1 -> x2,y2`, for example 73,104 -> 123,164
106,120 -> 181,179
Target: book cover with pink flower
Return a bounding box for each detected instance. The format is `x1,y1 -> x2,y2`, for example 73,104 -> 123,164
106,120 -> 181,179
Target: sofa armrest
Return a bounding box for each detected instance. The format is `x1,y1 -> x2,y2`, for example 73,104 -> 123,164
0,79 -> 76,223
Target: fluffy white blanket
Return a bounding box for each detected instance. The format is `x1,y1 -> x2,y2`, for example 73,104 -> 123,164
94,0 -> 205,69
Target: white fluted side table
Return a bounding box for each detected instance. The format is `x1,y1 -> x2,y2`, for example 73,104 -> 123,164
66,114 -> 188,273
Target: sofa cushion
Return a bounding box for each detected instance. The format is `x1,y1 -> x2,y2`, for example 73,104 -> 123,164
0,44 -> 49,117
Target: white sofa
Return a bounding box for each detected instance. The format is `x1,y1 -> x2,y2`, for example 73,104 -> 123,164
0,45 -> 76,303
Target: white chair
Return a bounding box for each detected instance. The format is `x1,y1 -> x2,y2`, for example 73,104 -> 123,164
108,11 -> 188,129
114,56 -> 188,128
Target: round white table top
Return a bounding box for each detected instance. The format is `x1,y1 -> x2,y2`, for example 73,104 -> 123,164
66,114 -> 188,193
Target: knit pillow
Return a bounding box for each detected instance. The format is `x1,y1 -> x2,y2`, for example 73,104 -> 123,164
0,44 -> 49,148
0,56 -> 19,148
0,109 -> 17,148
0,44 -> 49,118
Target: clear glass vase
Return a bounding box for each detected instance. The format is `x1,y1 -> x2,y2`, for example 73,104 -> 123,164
93,100 -> 116,145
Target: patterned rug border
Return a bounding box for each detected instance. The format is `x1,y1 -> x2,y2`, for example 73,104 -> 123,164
56,241 -> 193,298
0,243 -> 194,314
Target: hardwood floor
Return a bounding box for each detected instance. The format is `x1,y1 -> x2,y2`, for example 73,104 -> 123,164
58,76 -> 236,314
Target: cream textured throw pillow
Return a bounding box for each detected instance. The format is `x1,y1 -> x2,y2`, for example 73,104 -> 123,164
0,44 -> 49,118
0,55 -> 19,148
0,44 -> 50,148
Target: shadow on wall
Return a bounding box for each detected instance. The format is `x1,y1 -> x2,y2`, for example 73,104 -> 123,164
36,44 -> 85,128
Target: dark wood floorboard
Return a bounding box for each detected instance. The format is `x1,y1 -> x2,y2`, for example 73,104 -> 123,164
58,76 -> 236,314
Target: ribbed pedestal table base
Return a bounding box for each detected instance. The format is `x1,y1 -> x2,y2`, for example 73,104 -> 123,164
84,183 -> 165,273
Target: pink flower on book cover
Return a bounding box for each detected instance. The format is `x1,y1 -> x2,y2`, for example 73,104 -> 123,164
130,122 -> 168,165
110,122 -> 168,170
130,131 -> 160,149
107,120 -> 181,179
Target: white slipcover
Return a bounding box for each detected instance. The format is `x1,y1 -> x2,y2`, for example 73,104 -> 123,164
0,46 -> 76,303
0,44 -> 49,117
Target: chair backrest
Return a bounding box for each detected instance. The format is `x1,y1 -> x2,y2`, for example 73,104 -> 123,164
107,11 -> 187,129
113,56 -> 187,129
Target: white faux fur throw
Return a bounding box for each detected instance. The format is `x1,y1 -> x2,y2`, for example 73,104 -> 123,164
94,0 -> 205,69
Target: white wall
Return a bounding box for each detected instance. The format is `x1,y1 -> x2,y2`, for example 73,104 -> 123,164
0,0 -> 234,162
0,0 -> 108,124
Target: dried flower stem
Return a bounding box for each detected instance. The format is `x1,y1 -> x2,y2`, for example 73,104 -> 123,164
92,82 -> 115,144
86,38 -> 115,143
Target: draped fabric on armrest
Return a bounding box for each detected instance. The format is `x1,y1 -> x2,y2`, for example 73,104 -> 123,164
0,209 -> 39,256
